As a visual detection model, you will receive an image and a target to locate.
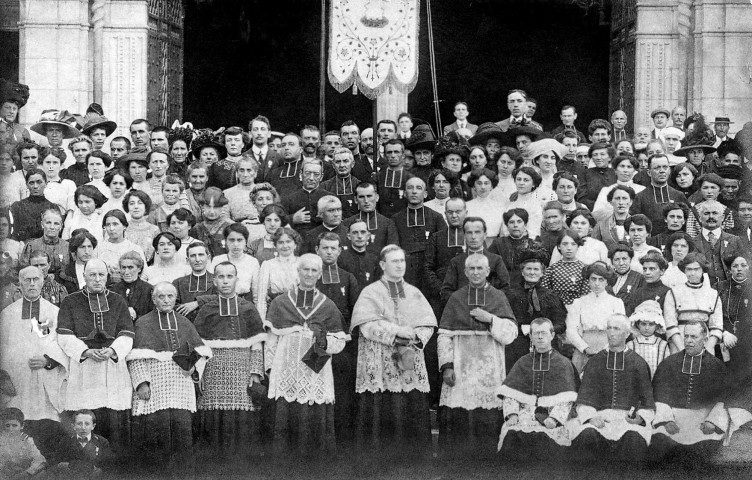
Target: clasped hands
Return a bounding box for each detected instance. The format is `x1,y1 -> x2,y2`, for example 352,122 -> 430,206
82,347 -> 116,362
505,413 -> 558,430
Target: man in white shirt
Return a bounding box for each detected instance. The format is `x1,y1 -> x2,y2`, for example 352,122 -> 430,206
248,115 -> 281,181
650,108 -> 670,139
443,102 -> 478,135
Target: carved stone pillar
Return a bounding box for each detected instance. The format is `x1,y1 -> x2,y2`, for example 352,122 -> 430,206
17,0 -> 92,125
376,89 -> 408,123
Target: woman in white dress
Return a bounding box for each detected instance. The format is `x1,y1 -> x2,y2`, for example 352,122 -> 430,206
209,223 -> 260,298
506,166 -> 551,239
142,232 -> 191,284
62,185 -> 106,243
490,147 -> 519,204
123,190 -> 160,263
253,227 -> 301,321
466,168 -> 505,241
551,209 -> 609,265
100,170 -> 131,215
591,155 -> 646,221
95,209 -> 146,283
85,151 -> 112,198
661,232 -> 710,289
243,183 -> 281,244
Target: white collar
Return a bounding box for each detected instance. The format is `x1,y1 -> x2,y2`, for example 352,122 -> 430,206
702,227 -> 722,240
253,145 -> 268,155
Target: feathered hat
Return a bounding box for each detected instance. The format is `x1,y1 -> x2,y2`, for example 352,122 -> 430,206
191,128 -> 227,159
674,114 -> 716,156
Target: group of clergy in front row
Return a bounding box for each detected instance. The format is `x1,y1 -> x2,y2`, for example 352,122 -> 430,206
1,243 -> 751,476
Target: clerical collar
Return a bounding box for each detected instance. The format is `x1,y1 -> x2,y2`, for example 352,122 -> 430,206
158,311 -> 178,330
84,288 -> 110,313
188,272 -> 209,292
407,206 -> 425,227
467,283 -> 487,306
280,159 -> 300,178
296,288 -> 316,308
218,295 -> 239,316
467,247 -> 484,255
606,350 -> 625,371
321,264 -> 340,284
686,280 -> 704,289
359,211 -> 378,230
533,350 -> 552,372
447,227 -> 464,248
650,184 -> 671,203
336,175 -> 353,195
384,279 -> 406,299
21,296 -> 41,320
384,168 -> 403,189
682,351 -> 703,375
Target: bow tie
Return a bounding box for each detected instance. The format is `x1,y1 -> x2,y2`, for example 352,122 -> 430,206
511,117 -> 526,127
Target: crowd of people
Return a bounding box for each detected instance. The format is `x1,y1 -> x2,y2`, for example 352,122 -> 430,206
1,83 -> 752,477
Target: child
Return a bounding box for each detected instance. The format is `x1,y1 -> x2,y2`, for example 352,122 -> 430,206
626,300 -> 670,377
0,407 -> 46,477
189,187 -> 234,257
147,174 -> 190,232
53,410 -> 110,478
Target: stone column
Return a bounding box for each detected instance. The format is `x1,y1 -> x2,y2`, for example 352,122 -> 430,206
17,0 -> 91,126
691,0 -> 752,129
376,89 -> 408,123
634,0 -> 681,130
100,0 -> 149,138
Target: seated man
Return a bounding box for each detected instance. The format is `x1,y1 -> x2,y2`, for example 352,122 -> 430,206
570,314 -> 655,463
651,321 -> 751,462
498,318 -> 580,461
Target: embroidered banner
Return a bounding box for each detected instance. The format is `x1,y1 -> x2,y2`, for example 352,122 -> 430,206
328,0 -> 420,99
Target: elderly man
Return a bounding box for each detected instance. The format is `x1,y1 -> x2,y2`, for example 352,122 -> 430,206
281,159 -> 332,237
571,314 -> 655,463
437,254 -> 517,457
692,200 -> 745,286
321,147 -> 361,218
650,322 -> 740,463
56,259 -> 134,449
265,253 -> 347,454
611,110 -> 629,141
351,245 -> 437,457
0,266 -> 68,459
20,208 -> 68,277
498,318 -> 580,461
425,197 -> 468,309
2,250 -> 68,309
127,282 -> 211,472
303,195 -> 349,254
193,262 -> 266,455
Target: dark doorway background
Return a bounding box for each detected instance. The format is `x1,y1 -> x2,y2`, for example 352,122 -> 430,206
183,0 -> 611,135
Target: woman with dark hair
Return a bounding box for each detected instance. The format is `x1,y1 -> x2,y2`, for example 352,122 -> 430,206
593,185 -> 635,252
551,209 -> 608,265
209,223 -> 260,299
661,232 -> 703,289
85,151 -> 113,198
507,166 -> 552,239
489,208 -> 542,287
56,229 -> 98,293
432,137 -> 471,199
424,169 -> 455,217
242,182 -> 281,243
247,204 -> 289,264
62,184 -> 106,243
566,261 -> 626,373
100,170 -> 133,214
95,209 -> 146,283
541,229 -> 590,306
167,207 -> 197,265
253,226 -> 301,321
143,231 -> 190,284
591,155 -> 645,221
123,189 -> 160,263
615,139 -> 635,156
0,211 -> 22,270
490,147 -> 520,203
461,145 -> 489,183
669,162 -> 698,199
109,250 -> 154,321
167,125 -> 194,179
466,168 -> 503,240
664,252 -> 723,353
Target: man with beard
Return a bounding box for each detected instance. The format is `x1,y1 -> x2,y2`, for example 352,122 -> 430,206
611,110 -> 630,141
173,241 -> 215,322
630,154 -> 690,235
304,196 -> 349,254
281,159 -> 332,237
692,200 -> 745,286
376,139 -> 413,218
351,126 -> 377,183
392,177 -> 444,296
405,124 -> 435,185
314,233 -> 361,445
441,217 -> 510,306
338,220 -> 380,286
345,182 -> 399,256
425,198 -> 467,310
268,133 -> 304,196
321,147 -> 361,218
505,249 -> 567,369
248,115 -> 282,181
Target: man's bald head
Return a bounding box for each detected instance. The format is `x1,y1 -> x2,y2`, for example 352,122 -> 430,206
84,259 -> 108,293
84,258 -> 108,275
405,176 -> 426,189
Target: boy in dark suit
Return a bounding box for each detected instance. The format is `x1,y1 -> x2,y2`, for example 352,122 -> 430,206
54,410 -> 110,478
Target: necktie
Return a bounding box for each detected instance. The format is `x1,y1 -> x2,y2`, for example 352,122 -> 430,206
78,436 -> 88,446
708,231 -> 717,248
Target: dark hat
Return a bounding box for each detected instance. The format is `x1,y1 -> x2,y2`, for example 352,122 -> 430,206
674,113 -> 716,157
432,135 -> 470,169
735,121 -> 752,162
30,109 -> 81,139
122,148 -> 149,168
508,125 -> 542,145
168,125 -> 195,147
717,165 -> 743,181
191,129 -> 227,159
0,78 -> 29,109
518,247 -> 550,266
711,117 -> 734,125
469,122 -> 508,146
81,103 -> 117,137
199,187 -> 229,207
650,108 -> 671,119
718,138 -> 742,158
405,124 -> 436,152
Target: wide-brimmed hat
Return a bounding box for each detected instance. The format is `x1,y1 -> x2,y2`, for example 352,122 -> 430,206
660,126 -> 685,141
710,117 -> 734,125
508,125 -> 543,146
30,109 -> 81,139
122,148 -> 149,169
468,122 -> 508,146
527,138 -> 568,162
191,129 -> 227,159
717,165 -> 743,181
432,135 -> 470,169
650,108 -> 670,119
0,78 -> 29,109
674,114 -> 716,157
81,103 -> 117,137
406,124 -> 436,152
629,300 -> 666,335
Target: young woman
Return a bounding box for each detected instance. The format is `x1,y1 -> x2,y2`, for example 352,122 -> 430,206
669,162 -> 698,199
62,185 -> 106,243
253,227 -> 302,321
592,185 -> 636,253
247,204 -> 289,264
40,148 -> 77,213
95,209 -> 146,283
209,223 -> 261,299
123,189 -> 160,263
56,230 -> 97,293
143,232 -> 191,284
506,166 -> 550,239
541,229 -> 590,306
490,147 -> 519,204
85,151 -> 112,197
466,168 -> 504,240
550,209 -> 608,265
100,171 -> 132,215
661,232 -> 704,289
461,146 -> 489,183
166,208 -> 197,265
591,155 -> 645,221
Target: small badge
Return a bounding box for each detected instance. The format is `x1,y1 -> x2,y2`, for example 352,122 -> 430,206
340,287 -> 346,296
627,285 -> 632,293
398,190 -> 404,199
570,276 -> 577,284
365,272 -> 370,281
425,231 -> 429,239
724,240 -> 728,248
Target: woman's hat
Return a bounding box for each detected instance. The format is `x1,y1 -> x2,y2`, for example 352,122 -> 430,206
30,109 -> 82,139
674,114 -> 716,156
122,149 -> 149,169
405,124 -> 436,153
508,125 -> 543,145
432,135 -> 470,169
629,300 -> 666,335
0,78 -> 29,109
527,138 -> 568,162
81,103 -> 117,137
468,122 -> 508,146
191,129 -> 227,159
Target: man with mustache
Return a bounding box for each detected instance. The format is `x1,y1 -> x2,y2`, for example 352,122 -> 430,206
692,200 -> 744,286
